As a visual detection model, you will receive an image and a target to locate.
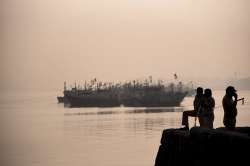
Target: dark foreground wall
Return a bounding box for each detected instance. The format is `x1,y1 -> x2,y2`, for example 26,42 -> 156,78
155,127 -> 250,166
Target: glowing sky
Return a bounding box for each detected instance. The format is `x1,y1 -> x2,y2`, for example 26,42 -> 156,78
1,0 -> 249,90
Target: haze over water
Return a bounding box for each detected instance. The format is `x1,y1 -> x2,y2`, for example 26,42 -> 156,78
1,0 -> 250,166
1,90 -> 250,166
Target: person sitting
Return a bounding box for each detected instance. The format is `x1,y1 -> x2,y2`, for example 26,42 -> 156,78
181,87 -> 203,130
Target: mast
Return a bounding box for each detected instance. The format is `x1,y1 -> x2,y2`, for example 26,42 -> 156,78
64,81 -> 67,91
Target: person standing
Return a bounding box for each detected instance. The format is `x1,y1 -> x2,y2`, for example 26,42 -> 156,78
222,86 -> 238,130
181,87 -> 203,129
199,89 -> 215,129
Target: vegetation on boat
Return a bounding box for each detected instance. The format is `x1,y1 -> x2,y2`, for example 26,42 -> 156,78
57,76 -> 194,107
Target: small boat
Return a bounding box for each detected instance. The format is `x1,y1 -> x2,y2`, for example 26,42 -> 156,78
57,96 -> 64,103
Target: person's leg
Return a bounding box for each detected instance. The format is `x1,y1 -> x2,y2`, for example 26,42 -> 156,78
228,118 -> 236,130
182,111 -> 188,127
224,118 -> 236,130
232,117 -> 236,129
203,117 -> 209,128
199,116 -> 208,128
208,114 -> 214,129
182,111 -> 196,128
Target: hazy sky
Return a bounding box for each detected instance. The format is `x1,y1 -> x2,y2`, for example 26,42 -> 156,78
1,0 -> 250,91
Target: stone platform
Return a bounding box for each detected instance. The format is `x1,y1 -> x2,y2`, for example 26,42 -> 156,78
155,127 -> 250,166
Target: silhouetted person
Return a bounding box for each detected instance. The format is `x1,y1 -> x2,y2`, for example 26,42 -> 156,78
222,86 -> 238,130
199,89 -> 215,129
181,87 -> 203,129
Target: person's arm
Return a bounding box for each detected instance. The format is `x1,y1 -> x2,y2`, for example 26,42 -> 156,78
193,97 -> 198,112
233,92 -> 238,107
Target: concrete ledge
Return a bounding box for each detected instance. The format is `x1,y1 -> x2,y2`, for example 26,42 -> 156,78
155,127 -> 250,166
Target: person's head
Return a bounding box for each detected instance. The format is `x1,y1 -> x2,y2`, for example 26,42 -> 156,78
226,86 -> 237,96
204,88 -> 212,98
196,87 -> 203,96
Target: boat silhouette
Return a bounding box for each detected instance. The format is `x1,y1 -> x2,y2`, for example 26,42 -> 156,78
58,78 -> 189,108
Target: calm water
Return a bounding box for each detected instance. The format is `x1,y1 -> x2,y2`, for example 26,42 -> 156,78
1,90 -> 250,166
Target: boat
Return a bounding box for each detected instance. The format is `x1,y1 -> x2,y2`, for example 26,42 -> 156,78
121,91 -> 187,107
57,96 -> 64,103
65,94 -> 120,107
58,78 -> 189,108
182,81 -> 195,97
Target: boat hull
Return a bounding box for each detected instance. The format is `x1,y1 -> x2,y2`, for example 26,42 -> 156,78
65,91 -> 187,108
66,95 -> 120,107
57,96 -> 64,103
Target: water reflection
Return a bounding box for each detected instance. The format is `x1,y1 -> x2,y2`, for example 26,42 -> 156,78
64,110 -> 121,116
64,107 -> 185,116
125,116 -> 181,135
127,107 -> 184,114
63,107 -> 183,140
